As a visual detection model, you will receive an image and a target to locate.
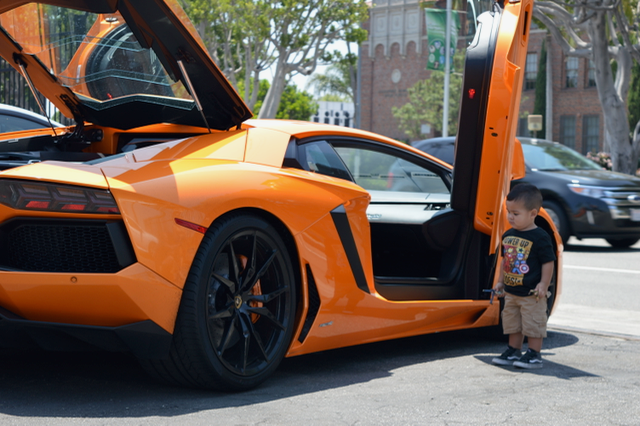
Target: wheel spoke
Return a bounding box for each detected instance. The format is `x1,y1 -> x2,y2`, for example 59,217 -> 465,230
244,314 -> 269,361
211,272 -> 235,291
215,313 -> 239,357
242,248 -> 277,293
248,287 -> 287,304
208,301 -> 234,319
239,232 -> 257,290
255,249 -> 277,280
227,240 -> 241,284
238,313 -> 252,372
246,306 -> 285,330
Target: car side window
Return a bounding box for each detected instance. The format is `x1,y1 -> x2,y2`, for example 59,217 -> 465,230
284,140 -> 353,181
334,146 -> 450,194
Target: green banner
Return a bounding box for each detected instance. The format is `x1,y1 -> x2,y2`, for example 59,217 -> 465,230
425,8 -> 460,71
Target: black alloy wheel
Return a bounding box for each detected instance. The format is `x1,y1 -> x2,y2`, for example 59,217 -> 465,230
141,214 -> 297,391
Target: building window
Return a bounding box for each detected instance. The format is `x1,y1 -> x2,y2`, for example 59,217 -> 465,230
565,57 -> 579,88
560,115 -> 576,149
517,116 -> 528,136
587,59 -> 596,87
524,53 -> 537,90
582,115 -> 600,154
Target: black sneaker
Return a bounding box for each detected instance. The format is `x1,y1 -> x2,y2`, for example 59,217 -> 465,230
513,349 -> 543,369
492,346 -> 522,366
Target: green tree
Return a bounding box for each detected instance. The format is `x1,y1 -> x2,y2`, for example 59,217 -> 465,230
257,0 -> 368,119
318,93 -> 348,102
183,0 -> 272,111
306,28 -> 366,120
183,0 -> 367,119
274,83 -> 318,120
392,52 -> 464,140
247,79 -> 318,121
534,0 -> 640,174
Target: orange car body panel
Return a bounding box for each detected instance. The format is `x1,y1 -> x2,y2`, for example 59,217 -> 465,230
0,264 -> 181,332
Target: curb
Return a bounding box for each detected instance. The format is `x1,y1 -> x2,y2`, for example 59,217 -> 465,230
548,325 -> 640,342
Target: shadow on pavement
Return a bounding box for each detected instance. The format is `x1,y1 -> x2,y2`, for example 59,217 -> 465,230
474,355 -> 598,379
0,328 -> 582,419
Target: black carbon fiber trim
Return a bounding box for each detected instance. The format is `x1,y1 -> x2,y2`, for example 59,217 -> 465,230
330,205 -> 369,293
298,264 -> 321,343
0,218 -> 136,273
0,305 -> 171,358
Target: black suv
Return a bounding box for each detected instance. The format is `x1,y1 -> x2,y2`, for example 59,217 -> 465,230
413,136 -> 640,248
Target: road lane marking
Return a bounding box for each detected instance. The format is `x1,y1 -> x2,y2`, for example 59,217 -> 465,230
564,265 -> 640,274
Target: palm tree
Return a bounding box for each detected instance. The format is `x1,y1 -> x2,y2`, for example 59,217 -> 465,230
307,51 -> 358,122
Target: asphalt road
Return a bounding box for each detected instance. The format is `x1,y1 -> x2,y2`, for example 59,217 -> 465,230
0,237 -> 638,425
548,237 -> 640,338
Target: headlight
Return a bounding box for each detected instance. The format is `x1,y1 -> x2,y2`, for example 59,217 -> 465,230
567,184 -> 606,198
0,179 -> 120,214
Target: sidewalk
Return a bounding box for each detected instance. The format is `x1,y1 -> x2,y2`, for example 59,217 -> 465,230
548,302 -> 640,340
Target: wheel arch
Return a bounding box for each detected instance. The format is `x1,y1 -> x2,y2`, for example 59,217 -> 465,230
540,193 -> 574,237
534,212 -> 562,316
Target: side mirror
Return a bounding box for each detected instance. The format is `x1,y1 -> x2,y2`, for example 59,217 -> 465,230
511,139 -> 526,180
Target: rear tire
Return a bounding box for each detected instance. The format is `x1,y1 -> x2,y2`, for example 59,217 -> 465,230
141,213 -> 297,391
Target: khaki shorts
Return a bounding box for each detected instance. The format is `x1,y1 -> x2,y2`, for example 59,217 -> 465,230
501,292 -> 548,338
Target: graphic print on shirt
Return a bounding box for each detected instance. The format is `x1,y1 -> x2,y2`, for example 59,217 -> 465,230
502,235 -> 533,286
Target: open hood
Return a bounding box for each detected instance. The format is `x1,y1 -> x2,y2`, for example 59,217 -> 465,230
0,0 -> 252,130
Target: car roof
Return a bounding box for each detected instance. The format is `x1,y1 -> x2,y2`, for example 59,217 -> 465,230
412,137 -> 455,148
0,103 -> 63,127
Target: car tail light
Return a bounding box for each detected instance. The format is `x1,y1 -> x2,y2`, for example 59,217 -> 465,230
0,179 -> 120,214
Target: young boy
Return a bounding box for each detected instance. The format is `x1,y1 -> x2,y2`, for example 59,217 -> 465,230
492,183 -> 556,369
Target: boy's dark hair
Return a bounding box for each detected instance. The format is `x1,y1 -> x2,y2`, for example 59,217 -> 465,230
507,183 -> 543,211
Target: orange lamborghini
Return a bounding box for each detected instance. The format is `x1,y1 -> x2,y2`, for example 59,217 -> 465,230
0,0 -> 562,390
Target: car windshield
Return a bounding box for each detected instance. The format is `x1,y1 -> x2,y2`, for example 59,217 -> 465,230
0,3 -> 193,109
521,142 -> 601,171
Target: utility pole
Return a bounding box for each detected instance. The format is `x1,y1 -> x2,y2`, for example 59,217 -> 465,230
442,0 -> 452,138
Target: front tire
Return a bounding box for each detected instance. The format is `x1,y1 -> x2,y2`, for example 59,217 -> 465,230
141,214 -> 297,391
542,200 -> 570,246
605,238 -> 639,248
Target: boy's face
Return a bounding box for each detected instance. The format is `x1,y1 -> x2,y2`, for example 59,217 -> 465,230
506,198 -> 538,231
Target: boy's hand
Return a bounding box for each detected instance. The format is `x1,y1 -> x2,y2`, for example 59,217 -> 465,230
494,282 -> 505,298
529,283 -> 551,301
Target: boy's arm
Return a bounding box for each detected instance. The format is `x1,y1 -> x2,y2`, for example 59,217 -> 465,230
533,261 -> 554,299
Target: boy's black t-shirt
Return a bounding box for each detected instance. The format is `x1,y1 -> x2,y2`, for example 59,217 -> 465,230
500,227 -> 556,297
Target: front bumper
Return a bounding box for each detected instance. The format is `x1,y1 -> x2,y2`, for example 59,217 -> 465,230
570,202 -> 640,240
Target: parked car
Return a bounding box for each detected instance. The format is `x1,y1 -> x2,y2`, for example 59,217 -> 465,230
0,0 -> 559,391
0,103 -> 62,133
413,136 -> 640,247
0,104 -> 64,169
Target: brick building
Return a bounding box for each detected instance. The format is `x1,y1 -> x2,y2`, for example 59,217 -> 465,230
358,0 -> 605,154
